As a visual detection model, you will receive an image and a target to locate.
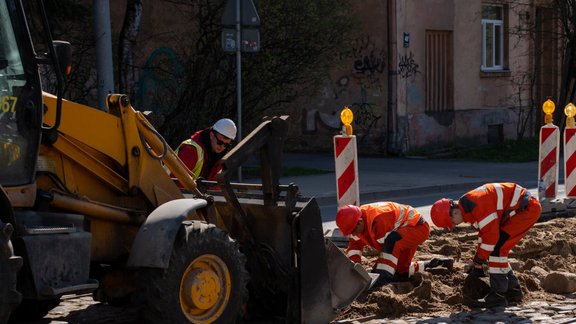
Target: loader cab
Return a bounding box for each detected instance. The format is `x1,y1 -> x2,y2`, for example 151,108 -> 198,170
0,0 -> 43,186
0,0 -> 70,187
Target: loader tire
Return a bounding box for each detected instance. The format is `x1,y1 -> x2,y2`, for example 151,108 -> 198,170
0,221 -> 23,324
136,221 -> 249,324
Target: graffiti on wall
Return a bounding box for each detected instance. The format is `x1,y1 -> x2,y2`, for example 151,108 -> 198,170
136,47 -> 185,114
353,48 -> 386,76
302,34 -> 386,136
341,35 -> 387,90
303,86 -> 382,137
348,87 -> 382,135
398,52 -> 420,79
303,109 -> 342,133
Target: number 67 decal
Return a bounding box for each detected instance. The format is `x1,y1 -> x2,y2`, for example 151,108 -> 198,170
1,96 -> 17,113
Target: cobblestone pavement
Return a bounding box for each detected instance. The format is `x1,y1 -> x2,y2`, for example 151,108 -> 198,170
21,293 -> 576,324
25,294 -> 139,324
338,298 -> 576,324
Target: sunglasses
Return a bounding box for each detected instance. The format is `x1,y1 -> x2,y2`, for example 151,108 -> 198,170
212,131 -> 232,148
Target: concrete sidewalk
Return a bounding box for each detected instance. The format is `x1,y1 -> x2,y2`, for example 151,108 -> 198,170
277,152 -> 541,205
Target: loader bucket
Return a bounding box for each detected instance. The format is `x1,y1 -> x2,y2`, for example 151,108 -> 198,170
211,195 -> 371,323
325,239 -> 373,309
297,198 -> 371,322
206,115 -> 370,322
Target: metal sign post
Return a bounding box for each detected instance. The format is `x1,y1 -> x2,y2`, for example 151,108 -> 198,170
222,0 -> 260,181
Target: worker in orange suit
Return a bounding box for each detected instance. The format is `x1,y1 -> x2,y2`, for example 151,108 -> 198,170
336,202 -> 453,290
430,182 -> 541,307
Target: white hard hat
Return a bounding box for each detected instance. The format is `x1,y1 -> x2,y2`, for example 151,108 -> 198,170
212,118 -> 237,140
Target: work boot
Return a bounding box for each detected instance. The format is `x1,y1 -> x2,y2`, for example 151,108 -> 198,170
369,269 -> 394,290
392,272 -> 410,282
424,258 -> 454,271
475,273 -> 509,307
477,291 -> 508,308
506,271 -> 523,303
506,286 -> 523,303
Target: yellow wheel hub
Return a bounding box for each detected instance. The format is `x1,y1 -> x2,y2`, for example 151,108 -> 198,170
180,254 -> 231,323
189,270 -> 220,309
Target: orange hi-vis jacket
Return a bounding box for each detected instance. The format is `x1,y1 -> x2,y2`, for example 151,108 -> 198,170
346,202 -> 428,276
458,182 -> 540,274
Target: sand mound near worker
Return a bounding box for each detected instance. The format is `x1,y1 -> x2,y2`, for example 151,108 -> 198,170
335,217 -> 576,321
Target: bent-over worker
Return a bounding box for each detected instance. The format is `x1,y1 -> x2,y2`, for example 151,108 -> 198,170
430,182 -> 541,307
336,202 -> 453,290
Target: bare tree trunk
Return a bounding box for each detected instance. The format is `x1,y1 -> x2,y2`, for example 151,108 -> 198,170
118,0 -> 143,103
554,0 -> 576,126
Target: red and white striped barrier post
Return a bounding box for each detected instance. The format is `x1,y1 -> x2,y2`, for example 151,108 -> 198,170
539,99 -> 559,201
564,103 -> 576,197
334,107 -> 359,207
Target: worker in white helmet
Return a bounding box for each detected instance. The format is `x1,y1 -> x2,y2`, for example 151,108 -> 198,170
175,118 -> 237,181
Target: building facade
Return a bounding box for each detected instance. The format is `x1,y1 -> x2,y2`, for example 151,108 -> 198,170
297,0 -> 559,155
99,0 -> 559,155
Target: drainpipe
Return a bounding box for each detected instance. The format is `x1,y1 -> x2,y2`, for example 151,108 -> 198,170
387,0 -> 398,154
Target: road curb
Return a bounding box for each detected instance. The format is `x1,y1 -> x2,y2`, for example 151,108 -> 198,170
309,180 -> 538,205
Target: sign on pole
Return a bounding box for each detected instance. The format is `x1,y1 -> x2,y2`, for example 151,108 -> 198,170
222,0 -> 261,26
222,28 -> 260,52
221,0 -> 260,182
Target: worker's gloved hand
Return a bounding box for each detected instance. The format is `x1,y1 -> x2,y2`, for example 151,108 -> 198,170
370,269 -> 394,290
465,260 -> 485,277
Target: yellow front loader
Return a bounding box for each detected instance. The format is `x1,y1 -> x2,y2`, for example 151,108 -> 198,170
0,0 -> 372,323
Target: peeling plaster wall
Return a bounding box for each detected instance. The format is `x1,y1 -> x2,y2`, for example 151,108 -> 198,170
401,0 -> 537,152
409,108 -> 521,148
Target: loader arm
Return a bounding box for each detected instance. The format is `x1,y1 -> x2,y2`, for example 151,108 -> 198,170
40,93 -> 203,209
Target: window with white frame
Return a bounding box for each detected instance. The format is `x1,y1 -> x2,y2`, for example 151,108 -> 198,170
481,5 -> 504,71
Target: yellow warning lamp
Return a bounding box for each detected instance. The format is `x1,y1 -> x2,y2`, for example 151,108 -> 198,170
340,107 -> 354,136
565,103 -> 576,127
542,99 -> 555,124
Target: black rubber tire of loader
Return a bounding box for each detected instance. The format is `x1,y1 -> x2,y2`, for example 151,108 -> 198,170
135,221 -> 249,324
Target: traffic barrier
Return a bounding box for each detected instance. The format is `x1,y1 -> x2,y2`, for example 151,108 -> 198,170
539,124 -> 559,200
564,103 -> 576,198
564,127 -> 576,197
334,135 -> 359,207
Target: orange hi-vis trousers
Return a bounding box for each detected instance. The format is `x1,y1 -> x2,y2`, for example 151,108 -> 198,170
487,196 -> 541,276
378,220 -> 430,276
